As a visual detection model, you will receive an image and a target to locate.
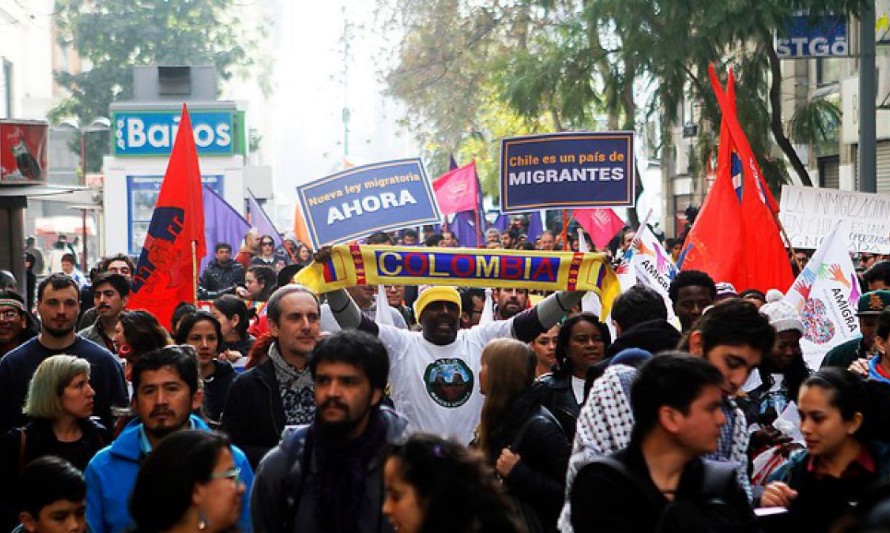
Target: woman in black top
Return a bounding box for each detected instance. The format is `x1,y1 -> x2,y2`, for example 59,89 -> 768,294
0,355 -> 110,532
174,312 -> 235,425
476,338 -> 571,532
537,312 -> 611,440
211,294 -> 255,363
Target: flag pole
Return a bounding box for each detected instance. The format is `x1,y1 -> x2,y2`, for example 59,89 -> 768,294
561,209 -> 568,250
474,208 -> 482,246
772,211 -> 803,273
191,240 -> 198,304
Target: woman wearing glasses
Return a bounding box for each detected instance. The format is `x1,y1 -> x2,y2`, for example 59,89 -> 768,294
250,236 -> 280,268
130,430 -> 244,533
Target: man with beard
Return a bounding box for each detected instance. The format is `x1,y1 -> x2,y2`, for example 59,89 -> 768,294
494,287 -> 529,320
326,284 -> 583,444
77,254 -> 135,330
0,274 -> 127,433
78,273 -> 128,353
251,330 -> 405,533
0,289 -> 38,357
84,346 -> 254,533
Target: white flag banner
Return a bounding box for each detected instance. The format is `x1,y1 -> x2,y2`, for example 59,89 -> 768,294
617,224 -> 678,319
479,287 -> 495,325
784,224 -> 861,369
576,229 -> 616,339
375,284 -> 395,325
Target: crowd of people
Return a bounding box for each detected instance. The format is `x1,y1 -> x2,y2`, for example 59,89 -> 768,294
3,221 -> 890,533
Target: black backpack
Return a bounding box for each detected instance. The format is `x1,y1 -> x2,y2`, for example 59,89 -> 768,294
591,456 -> 752,533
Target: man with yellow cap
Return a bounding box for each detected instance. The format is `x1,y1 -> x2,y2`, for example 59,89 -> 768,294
325,284 -> 584,444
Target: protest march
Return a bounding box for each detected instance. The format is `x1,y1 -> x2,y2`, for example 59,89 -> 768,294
4,58 -> 890,533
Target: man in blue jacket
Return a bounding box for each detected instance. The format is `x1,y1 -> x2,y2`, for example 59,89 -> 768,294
85,345 -> 254,533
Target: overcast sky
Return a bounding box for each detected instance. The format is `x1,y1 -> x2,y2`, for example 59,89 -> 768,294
254,0 -> 413,221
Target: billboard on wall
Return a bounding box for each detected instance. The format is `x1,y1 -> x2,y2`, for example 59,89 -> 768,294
775,13 -> 849,58
0,120 -> 48,185
126,175 -> 223,255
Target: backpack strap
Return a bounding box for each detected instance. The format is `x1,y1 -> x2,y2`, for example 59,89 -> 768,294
280,425 -> 312,533
18,427 -> 27,474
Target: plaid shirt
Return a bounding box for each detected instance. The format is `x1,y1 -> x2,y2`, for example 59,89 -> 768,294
558,364 -> 752,533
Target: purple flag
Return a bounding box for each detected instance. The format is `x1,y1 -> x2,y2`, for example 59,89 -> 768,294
202,186 -> 251,272
247,190 -> 283,248
451,211 -> 480,247
494,214 -> 509,232
527,211 -> 543,243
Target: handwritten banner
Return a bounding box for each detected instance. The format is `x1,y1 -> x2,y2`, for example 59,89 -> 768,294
779,185 -> 890,253
296,158 -> 443,248
295,245 -> 621,317
500,131 -> 635,213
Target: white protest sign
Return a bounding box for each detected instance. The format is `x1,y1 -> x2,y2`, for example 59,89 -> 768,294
617,223 -> 678,321
784,224 -> 861,369
779,185 -> 890,253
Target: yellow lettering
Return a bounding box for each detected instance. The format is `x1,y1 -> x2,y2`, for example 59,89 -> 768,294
477,256 -> 499,278
428,254 -> 448,276
377,252 -> 403,276
524,257 -> 532,279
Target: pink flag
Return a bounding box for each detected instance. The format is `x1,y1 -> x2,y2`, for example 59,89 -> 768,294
433,161 -> 479,215
573,208 -> 626,250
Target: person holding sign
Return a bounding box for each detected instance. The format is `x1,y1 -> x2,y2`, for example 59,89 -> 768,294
323,281 -> 585,445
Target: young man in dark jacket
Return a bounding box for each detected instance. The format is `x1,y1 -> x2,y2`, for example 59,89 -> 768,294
198,242 -> 245,300
571,354 -> 757,532
251,329 -> 406,533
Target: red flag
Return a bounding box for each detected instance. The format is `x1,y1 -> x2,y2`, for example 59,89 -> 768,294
433,161 -> 479,215
128,105 -> 206,329
573,208 -> 626,250
679,67 -> 792,293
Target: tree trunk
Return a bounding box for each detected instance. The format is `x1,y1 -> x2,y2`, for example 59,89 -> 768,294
762,31 -> 814,187
623,56 -> 642,228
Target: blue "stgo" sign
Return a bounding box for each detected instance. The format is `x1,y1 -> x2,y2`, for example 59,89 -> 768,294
113,110 -> 234,156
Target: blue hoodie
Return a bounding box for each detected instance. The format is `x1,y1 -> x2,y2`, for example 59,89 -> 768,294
84,415 -> 254,533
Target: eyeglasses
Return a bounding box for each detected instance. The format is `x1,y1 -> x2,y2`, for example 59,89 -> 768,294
261,241 -> 274,246
0,310 -> 21,320
210,467 -> 241,485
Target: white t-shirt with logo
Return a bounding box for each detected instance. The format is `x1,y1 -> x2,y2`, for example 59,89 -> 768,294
377,319 -> 515,444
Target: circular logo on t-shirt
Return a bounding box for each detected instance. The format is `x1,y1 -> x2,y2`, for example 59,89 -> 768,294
423,358 -> 474,408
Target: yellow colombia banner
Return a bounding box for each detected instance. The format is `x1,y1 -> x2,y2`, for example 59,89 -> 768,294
295,245 -> 621,317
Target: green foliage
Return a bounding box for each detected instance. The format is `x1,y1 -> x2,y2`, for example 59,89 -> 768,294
381,0 -> 867,203
50,0 -> 264,166
789,97 -> 842,145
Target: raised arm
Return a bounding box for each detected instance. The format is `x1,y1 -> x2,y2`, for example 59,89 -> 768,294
325,289 -> 379,335
513,290 -> 585,342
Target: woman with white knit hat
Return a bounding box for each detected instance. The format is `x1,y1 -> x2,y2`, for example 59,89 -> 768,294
739,289 -> 812,459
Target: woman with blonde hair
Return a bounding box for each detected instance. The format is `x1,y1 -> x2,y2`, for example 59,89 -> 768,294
0,355 -> 110,531
474,338 -> 571,532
